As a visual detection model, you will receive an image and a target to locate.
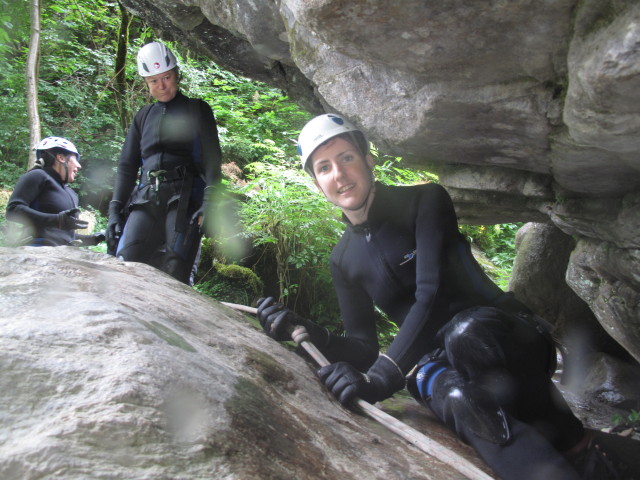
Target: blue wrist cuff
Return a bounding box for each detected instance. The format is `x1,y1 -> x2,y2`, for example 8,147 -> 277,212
415,361 -> 448,399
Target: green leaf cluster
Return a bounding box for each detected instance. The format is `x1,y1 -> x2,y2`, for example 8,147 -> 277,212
371,147 -> 438,186
612,409 -> 640,430
234,156 -> 343,323
459,222 -> 522,289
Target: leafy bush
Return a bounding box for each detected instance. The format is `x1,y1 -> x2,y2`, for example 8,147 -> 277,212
176,54 -> 310,170
0,163 -> 24,189
235,155 -> 344,323
372,148 -> 438,186
459,222 -> 522,288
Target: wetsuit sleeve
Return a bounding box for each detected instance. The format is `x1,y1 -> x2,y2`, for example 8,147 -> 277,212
197,100 -> 222,188
6,171 -> 58,227
323,254 -> 380,371
112,109 -> 144,204
384,184 -> 460,372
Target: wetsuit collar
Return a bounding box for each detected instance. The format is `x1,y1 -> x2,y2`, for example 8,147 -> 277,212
44,166 -> 67,186
157,90 -> 185,105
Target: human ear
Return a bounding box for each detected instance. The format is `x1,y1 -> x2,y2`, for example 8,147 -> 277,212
365,153 -> 375,170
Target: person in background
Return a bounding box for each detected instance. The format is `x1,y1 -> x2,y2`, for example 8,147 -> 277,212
6,136 -> 103,247
256,114 -> 627,480
106,41 -> 222,284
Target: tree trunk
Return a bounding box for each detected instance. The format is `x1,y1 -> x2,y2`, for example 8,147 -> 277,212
26,0 -> 41,170
114,1 -> 132,131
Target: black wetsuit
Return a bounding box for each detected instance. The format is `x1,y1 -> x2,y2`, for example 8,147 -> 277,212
6,167 -> 81,246
317,182 -> 584,480
112,91 -> 222,283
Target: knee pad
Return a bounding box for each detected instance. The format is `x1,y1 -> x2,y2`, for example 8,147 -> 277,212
429,368 -> 511,445
439,307 -> 509,378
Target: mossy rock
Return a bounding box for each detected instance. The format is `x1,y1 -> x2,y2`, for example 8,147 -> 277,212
195,262 -> 264,306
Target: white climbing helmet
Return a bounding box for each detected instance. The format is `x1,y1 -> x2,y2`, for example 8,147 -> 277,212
297,113 -> 368,175
137,41 -> 178,77
34,136 -> 80,161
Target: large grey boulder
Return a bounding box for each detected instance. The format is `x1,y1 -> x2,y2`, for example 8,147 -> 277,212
508,223 -> 598,336
508,223 -> 637,381
117,0 -> 640,364
0,247 -> 488,480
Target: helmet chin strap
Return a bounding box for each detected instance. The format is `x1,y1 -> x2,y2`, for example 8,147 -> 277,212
58,157 -> 70,183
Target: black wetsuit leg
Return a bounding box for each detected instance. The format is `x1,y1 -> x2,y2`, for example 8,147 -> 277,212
160,204 -> 201,284
116,203 -> 164,264
422,306 -> 585,479
439,307 -> 584,449
464,416 -> 581,480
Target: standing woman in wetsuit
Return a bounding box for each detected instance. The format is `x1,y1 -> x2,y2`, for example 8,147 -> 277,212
106,41 -> 222,284
6,137 -> 101,247
256,114 -> 620,480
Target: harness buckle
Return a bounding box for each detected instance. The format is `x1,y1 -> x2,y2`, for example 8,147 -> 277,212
148,170 -> 167,192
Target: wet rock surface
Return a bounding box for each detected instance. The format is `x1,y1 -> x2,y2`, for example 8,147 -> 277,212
0,247 -> 489,480
2,247 -> 639,479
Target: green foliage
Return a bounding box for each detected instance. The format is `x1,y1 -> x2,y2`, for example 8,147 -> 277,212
611,409 -> 640,431
371,147 -> 439,186
0,0 -> 143,200
235,156 -> 343,322
374,307 -> 400,351
459,222 -> 522,288
83,205 -> 108,253
177,56 -> 310,168
0,162 -> 24,189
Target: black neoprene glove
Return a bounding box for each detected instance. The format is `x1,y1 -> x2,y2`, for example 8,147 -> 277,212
57,208 -> 88,230
106,200 -> 124,255
78,231 -> 106,246
93,231 -> 106,245
191,186 -> 214,235
256,297 -> 331,345
256,296 -> 296,341
317,355 -> 406,406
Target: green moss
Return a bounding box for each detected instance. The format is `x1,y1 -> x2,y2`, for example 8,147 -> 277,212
195,262 -> 264,305
214,263 -> 263,295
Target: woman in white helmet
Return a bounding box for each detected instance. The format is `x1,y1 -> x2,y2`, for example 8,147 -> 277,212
6,137 -> 103,246
256,114 -> 623,480
106,41 -> 222,284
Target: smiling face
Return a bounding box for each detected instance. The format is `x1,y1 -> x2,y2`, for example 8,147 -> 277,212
144,68 -> 179,103
310,135 -> 376,224
53,153 -> 81,183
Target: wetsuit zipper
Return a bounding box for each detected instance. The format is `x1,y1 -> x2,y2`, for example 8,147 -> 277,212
365,227 -> 404,288
158,103 -> 167,169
